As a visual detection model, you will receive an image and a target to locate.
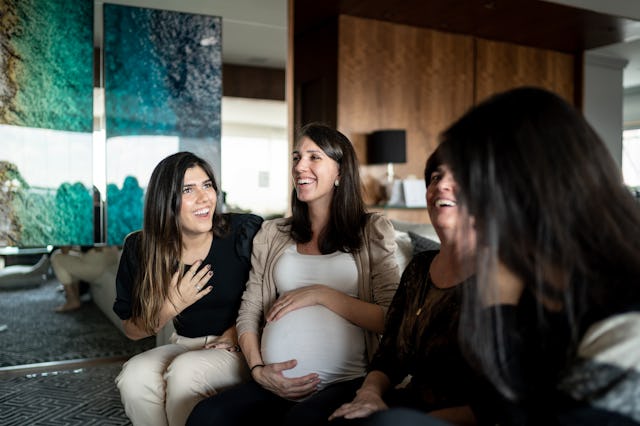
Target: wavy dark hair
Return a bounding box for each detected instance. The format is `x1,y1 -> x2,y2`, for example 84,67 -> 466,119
438,87 -> 640,400
131,151 -> 228,333
424,143 -> 444,184
284,122 -> 368,254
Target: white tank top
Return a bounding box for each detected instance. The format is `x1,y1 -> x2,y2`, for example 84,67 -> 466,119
261,244 -> 366,390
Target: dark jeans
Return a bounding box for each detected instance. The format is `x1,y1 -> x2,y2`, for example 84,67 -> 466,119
187,377 -> 365,426
330,408 -> 451,426
365,409 -> 451,426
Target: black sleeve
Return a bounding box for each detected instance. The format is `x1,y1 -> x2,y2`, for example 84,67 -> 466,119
233,213 -> 264,268
112,231 -> 141,320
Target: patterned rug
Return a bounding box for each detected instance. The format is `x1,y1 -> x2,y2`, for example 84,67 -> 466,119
0,362 -> 131,425
0,279 -> 154,368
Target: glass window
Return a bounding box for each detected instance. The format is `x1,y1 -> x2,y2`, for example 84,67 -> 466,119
622,128 -> 640,188
221,98 -> 288,218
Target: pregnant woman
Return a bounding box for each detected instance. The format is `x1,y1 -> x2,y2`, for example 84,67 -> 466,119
187,123 -> 400,426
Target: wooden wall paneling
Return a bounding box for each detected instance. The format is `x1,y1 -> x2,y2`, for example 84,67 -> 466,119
293,18 -> 339,130
474,38 -> 577,106
336,16 -> 475,182
222,64 -> 285,100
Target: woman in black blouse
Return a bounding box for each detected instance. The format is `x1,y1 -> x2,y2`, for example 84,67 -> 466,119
113,152 -> 263,426
337,87 -> 640,425
330,146 -> 477,425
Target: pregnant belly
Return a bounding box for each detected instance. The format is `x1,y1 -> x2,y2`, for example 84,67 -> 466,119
261,305 -> 365,385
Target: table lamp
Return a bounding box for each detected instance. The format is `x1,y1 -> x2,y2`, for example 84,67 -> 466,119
367,129 -> 407,183
367,129 -> 407,206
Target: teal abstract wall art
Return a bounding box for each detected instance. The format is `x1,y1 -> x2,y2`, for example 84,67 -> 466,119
103,4 -> 222,245
0,0 -> 94,247
0,0 -> 93,131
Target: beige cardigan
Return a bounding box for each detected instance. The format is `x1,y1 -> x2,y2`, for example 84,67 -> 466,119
236,213 -> 400,362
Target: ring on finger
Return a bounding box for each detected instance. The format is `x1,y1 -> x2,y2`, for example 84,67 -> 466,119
195,284 -> 202,291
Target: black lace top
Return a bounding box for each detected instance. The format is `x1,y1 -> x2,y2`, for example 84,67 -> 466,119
369,250 -> 477,411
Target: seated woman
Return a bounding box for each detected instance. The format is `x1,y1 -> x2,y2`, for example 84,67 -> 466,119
50,245 -> 120,312
329,148 -> 477,425
353,87 -> 640,425
187,123 -> 400,426
113,152 -> 263,426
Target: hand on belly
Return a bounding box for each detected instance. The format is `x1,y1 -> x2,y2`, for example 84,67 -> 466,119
261,306 -> 366,384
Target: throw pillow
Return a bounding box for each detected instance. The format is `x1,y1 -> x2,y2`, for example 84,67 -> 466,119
408,230 -> 440,254
394,231 -> 414,273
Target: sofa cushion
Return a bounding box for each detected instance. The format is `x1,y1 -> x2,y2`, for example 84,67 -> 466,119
0,254 -> 50,289
408,231 -> 440,254
394,230 -> 414,273
390,219 -> 439,243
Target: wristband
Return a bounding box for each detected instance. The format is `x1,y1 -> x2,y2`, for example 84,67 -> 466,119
250,364 -> 265,373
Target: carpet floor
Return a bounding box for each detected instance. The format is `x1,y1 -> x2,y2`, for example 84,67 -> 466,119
0,279 -> 156,424
0,279 -> 154,367
0,362 -> 131,425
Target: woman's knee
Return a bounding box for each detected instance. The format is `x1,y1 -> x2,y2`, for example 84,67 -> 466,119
116,355 -> 165,398
167,350 -> 247,393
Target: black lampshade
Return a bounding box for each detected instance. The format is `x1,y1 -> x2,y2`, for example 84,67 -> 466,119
367,130 -> 407,164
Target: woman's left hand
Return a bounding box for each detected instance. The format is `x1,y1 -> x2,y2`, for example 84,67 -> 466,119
266,284 -> 333,322
204,325 -> 241,352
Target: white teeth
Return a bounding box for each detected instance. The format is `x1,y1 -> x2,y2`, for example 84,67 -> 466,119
435,199 -> 456,207
297,179 -> 313,185
194,208 -> 210,216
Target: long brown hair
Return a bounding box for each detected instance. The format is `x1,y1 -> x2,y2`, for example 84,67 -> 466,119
131,152 -> 228,333
439,87 -> 640,400
285,122 -> 368,254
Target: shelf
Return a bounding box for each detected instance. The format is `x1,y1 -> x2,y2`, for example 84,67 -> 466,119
367,205 -> 430,224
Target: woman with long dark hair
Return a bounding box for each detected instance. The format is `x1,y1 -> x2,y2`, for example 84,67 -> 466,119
444,87 -> 640,425
113,151 -> 263,426
328,146 -> 478,425
187,123 -> 400,425
357,87 -> 640,426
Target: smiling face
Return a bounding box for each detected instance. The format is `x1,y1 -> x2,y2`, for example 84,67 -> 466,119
427,163 -> 477,260
179,165 -> 217,237
292,136 -> 340,209
426,164 -> 462,237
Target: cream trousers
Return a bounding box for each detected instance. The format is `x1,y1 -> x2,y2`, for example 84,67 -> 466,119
115,333 -> 250,426
50,246 -> 120,286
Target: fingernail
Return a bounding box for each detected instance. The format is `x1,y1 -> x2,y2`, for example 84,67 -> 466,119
208,271 -> 213,276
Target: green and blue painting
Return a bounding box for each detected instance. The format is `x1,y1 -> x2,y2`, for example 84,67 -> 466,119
0,0 -> 94,247
104,4 -> 222,245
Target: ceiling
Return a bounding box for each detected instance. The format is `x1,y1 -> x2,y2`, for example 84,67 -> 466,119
551,0 -> 640,89
96,0 -> 640,89
94,0 -> 288,69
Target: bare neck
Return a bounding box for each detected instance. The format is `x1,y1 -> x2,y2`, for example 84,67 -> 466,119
181,231 -> 213,265
429,241 -> 474,288
298,204 -> 330,255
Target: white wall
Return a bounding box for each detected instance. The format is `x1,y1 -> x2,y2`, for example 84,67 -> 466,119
221,98 -> 288,216
623,87 -> 640,128
583,53 -> 627,168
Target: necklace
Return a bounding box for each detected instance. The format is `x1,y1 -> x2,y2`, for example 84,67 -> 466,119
415,272 -> 434,317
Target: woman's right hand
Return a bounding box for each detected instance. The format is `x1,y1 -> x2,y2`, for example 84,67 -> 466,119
168,260 -> 213,314
252,359 -> 321,400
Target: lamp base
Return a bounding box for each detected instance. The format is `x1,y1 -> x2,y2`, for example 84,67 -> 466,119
386,180 -> 405,206
386,163 -> 395,183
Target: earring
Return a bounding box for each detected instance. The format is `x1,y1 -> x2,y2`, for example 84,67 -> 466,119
334,180 -> 339,187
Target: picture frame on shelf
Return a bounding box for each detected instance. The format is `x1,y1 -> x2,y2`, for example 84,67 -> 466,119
403,178 -> 426,207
